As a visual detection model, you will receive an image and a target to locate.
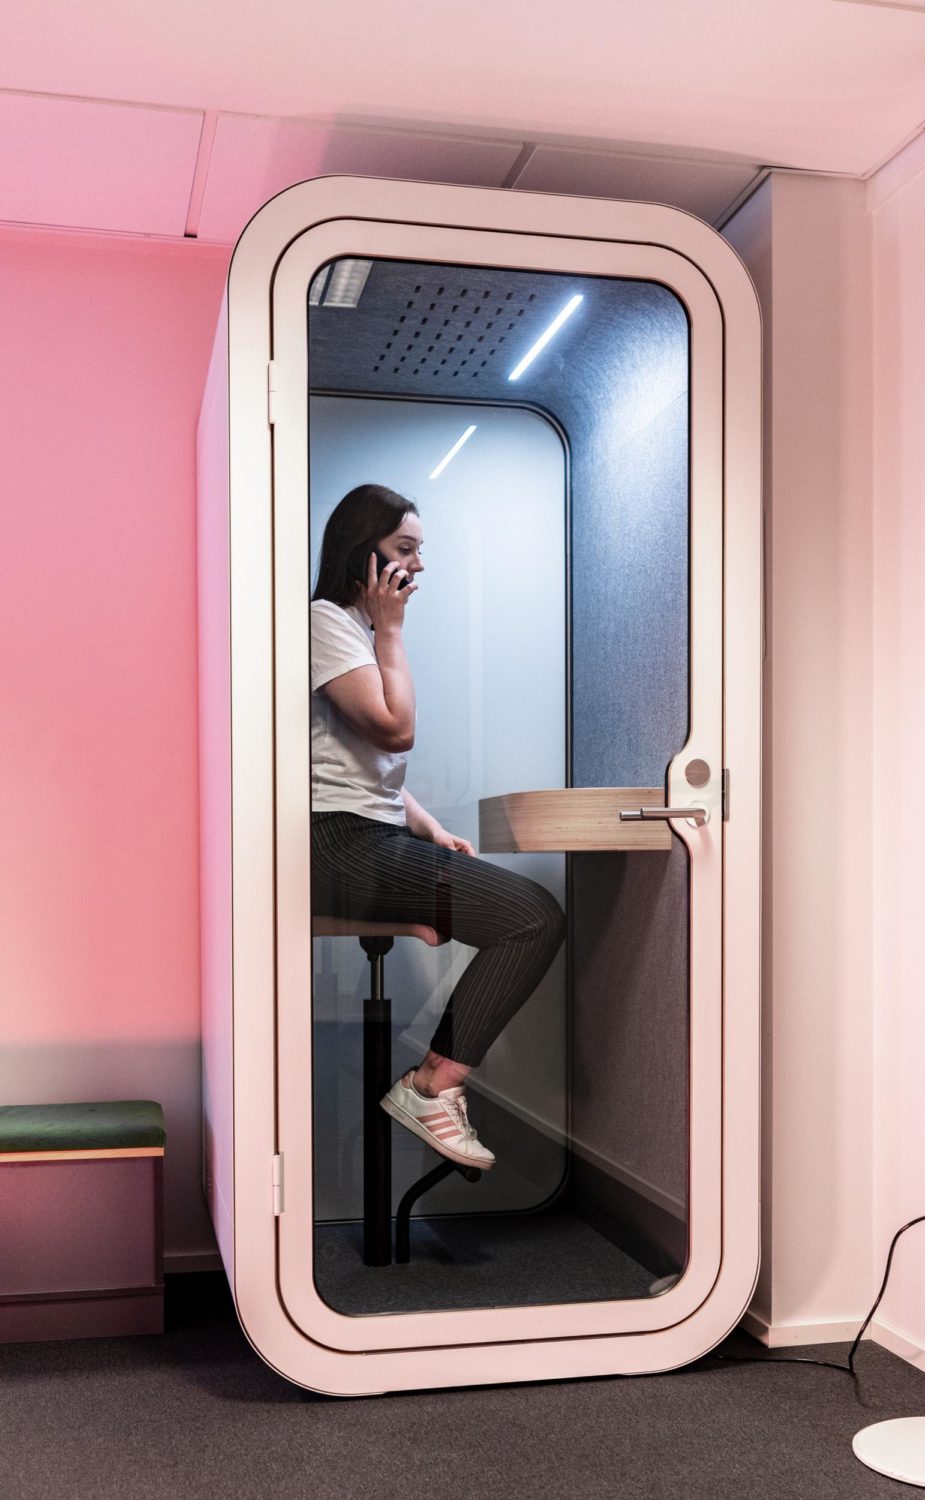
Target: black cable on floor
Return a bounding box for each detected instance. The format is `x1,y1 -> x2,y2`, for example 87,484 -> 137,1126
705,1214 -> 925,1379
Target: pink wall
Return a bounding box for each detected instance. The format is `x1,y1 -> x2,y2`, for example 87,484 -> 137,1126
727,168 -> 925,1366
0,226 -> 230,1262
870,141 -> 925,1366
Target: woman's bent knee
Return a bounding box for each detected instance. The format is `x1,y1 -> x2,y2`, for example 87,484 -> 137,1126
516,882 -> 566,952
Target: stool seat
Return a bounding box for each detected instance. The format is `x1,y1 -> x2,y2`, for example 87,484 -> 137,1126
312,915 -> 449,947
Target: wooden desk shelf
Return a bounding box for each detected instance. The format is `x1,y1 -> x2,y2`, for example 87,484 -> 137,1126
478,788 -> 672,852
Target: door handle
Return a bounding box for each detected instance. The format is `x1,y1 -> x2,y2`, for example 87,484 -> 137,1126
619,805 -> 709,826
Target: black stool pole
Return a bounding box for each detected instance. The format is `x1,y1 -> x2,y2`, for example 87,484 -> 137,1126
360,936 -> 393,1266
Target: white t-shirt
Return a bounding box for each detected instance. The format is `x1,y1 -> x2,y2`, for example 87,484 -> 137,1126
310,599 -> 408,824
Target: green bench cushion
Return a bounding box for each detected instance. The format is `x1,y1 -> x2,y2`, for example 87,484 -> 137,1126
0,1101 -> 165,1154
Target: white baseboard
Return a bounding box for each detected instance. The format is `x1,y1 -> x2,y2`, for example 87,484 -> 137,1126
164,1250 -> 224,1274
741,1307 -> 873,1348
742,1309 -> 925,1372
871,1318 -> 925,1373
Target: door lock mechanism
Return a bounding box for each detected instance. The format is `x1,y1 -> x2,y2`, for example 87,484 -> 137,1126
685,758 -> 710,788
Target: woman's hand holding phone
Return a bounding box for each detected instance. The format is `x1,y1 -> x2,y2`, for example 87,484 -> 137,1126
364,549 -> 417,634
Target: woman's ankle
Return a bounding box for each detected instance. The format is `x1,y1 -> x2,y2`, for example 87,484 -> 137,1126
413,1053 -> 471,1097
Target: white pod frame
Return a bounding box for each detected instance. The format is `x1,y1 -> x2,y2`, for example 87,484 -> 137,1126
197,175 -> 762,1395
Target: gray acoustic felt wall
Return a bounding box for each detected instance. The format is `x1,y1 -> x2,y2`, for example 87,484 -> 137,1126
568,340 -> 691,1270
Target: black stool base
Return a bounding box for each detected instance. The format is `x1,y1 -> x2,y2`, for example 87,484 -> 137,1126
395,1159 -> 483,1264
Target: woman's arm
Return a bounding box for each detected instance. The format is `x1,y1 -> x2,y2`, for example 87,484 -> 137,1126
320,559 -> 417,752
402,788 -> 476,856
322,661 -> 413,752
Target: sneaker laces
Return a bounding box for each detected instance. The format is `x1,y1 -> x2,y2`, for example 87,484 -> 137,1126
442,1093 -> 477,1140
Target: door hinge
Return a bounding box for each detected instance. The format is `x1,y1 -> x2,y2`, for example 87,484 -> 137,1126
267,361 -> 277,426
722,769 -> 730,822
272,1153 -> 284,1216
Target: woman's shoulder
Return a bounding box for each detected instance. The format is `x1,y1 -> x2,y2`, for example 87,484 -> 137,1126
311,598 -> 362,630
311,598 -> 372,649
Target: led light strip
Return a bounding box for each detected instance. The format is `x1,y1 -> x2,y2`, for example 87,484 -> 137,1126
508,294 -> 583,381
429,425 -> 477,479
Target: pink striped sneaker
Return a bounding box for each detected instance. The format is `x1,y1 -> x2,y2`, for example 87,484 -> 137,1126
380,1072 -> 495,1170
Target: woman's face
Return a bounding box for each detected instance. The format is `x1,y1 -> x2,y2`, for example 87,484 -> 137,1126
378,512 -> 425,579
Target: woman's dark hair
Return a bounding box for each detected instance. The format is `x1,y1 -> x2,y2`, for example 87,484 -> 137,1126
312,484 -> 419,608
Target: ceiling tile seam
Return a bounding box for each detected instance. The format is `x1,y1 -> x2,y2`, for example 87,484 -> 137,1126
0,85 -> 202,118
0,216 -> 230,252
208,109 -> 527,148
0,86 -> 527,151
831,0 -> 925,10
501,144 -> 537,189
758,162 -> 873,181
857,116 -> 923,186
184,112 -> 219,238
713,169 -> 773,230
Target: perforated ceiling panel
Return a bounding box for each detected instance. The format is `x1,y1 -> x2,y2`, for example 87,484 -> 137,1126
310,261 -> 586,404
371,280 -> 539,383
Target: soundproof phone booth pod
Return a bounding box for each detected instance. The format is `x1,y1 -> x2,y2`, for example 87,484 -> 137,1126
197,176 -> 762,1396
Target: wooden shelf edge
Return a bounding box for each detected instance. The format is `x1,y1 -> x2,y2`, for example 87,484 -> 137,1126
479,787 -> 671,852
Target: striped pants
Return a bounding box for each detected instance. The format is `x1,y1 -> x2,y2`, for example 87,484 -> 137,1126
311,811 -> 566,1067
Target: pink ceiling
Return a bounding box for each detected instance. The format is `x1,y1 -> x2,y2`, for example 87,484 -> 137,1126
2,0 -> 925,243
3,0 -> 925,175
0,86 -> 763,243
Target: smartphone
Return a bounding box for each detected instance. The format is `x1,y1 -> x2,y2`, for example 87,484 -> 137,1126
371,546 -> 410,591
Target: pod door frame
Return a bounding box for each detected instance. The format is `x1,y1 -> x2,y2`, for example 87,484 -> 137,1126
198,176 -> 762,1396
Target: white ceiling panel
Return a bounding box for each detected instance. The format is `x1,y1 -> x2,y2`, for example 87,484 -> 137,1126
197,117 -> 525,243
513,147 -> 762,226
0,91 -> 202,236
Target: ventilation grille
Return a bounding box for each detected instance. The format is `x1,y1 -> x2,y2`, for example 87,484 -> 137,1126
372,283 -> 538,382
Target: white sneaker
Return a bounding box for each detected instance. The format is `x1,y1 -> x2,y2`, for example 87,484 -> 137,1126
380,1071 -> 496,1170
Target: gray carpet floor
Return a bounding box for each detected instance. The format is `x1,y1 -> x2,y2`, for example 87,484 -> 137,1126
1,1273 -> 924,1499
314,1209 -> 656,1313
